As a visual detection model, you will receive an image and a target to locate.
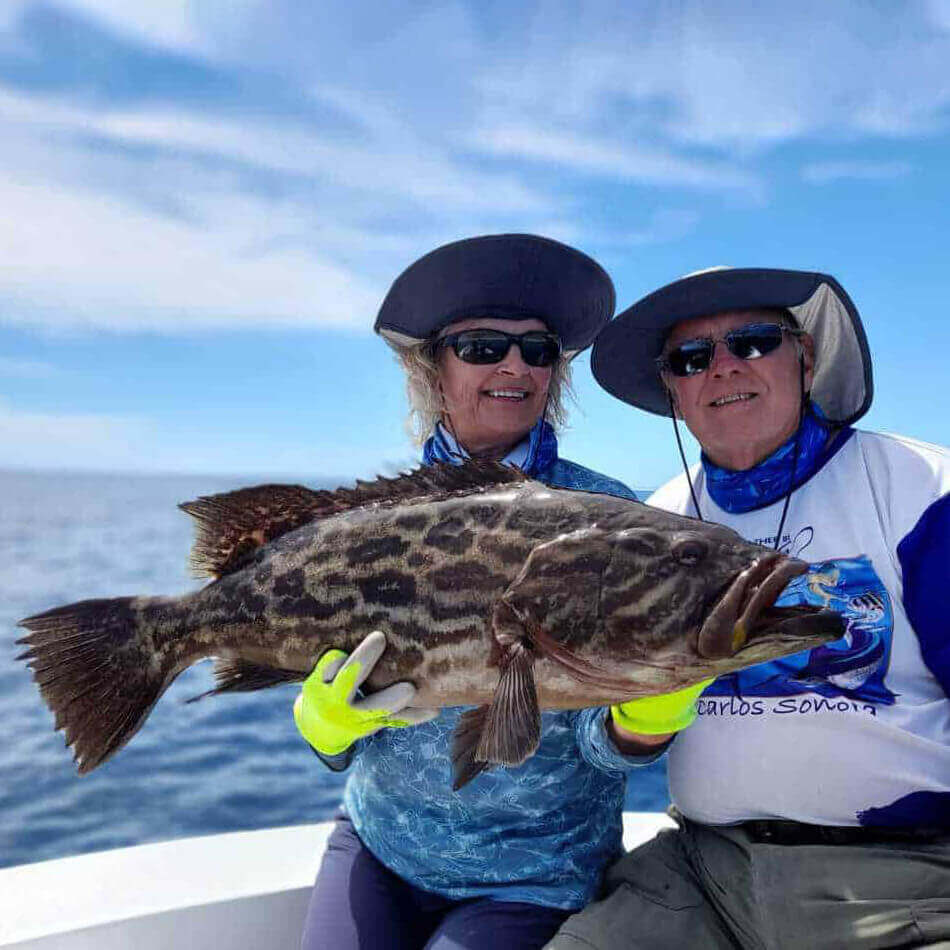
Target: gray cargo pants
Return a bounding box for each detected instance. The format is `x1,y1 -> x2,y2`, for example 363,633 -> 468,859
546,819 -> 950,949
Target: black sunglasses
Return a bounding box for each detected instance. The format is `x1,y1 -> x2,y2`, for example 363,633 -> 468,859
656,323 -> 802,378
432,329 -> 562,368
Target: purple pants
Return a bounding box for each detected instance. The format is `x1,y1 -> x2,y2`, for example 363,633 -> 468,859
300,817 -> 571,950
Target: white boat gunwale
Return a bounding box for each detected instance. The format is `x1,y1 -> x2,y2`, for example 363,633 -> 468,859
0,813 -> 674,949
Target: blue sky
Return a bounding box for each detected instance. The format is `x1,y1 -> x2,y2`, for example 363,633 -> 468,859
2,0 -> 949,490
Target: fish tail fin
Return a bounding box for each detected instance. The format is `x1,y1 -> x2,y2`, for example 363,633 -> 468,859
17,597 -> 170,774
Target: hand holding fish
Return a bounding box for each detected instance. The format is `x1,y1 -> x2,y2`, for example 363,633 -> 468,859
293,631 -> 439,756
609,679 -> 715,748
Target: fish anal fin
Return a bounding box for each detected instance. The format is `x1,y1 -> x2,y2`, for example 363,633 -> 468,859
186,658 -> 305,702
180,461 -> 528,579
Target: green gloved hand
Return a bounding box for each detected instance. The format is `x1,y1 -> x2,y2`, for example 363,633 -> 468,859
610,679 -> 714,737
293,630 -> 439,756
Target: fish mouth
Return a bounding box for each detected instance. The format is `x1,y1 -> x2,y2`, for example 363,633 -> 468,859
698,554 -> 844,660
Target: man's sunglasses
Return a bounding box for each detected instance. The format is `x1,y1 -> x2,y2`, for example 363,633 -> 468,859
656,323 -> 802,378
432,329 -> 562,368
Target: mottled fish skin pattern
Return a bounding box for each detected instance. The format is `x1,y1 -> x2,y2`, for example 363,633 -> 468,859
140,481 -> 813,708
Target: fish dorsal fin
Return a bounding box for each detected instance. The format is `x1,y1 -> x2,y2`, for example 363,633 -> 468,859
180,460 -> 528,578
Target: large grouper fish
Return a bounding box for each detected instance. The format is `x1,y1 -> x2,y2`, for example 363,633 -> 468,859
18,462 -> 844,789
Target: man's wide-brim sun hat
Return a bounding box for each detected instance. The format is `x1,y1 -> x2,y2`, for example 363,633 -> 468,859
592,267 -> 874,426
374,234 -> 615,359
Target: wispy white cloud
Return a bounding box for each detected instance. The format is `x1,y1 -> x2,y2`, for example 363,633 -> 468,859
467,124 -> 760,195
801,160 -> 913,184
1,0 -> 949,338
466,1 -> 950,148
55,0 -> 214,54
0,171 -> 380,331
0,357 -> 58,378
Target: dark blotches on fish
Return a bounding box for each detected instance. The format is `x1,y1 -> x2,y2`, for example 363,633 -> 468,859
322,571 -> 354,591
427,600 -> 490,627
467,504 -> 504,529
425,519 -> 474,554
235,590 -> 269,616
503,508 -> 569,540
346,535 -> 410,564
278,594 -> 356,620
253,565 -> 273,586
430,563 -> 506,593
358,570 -> 416,607
395,512 -> 430,533
489,540 -> 533,566
273,568 -> 305,598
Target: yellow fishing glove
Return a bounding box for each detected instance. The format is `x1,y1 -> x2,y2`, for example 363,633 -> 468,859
293,630 -> 439,756
610,679 -> 715,737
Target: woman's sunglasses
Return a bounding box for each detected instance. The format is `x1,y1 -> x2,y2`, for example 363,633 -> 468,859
656,323 -> 802,378
432,329 -> 562,368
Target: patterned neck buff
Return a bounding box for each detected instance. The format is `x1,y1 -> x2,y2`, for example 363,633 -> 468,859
422,416 -> 559,476
702,402 -> 836,514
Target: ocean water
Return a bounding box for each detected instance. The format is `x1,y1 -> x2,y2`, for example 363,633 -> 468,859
0,470 -> 668,870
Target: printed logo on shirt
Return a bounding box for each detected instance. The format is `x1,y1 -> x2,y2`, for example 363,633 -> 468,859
702,556 -> 896,706
751,525 -> 815,558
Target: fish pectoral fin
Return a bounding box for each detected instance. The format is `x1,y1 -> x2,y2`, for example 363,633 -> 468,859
449,645 -> 541,791
186,658 -> 305,702
480,645 -> 541,766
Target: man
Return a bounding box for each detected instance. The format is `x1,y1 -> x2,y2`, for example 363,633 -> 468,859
548,267 -> 950,949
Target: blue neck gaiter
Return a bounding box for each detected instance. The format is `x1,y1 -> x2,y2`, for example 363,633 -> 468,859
702,403 -> 835,514
422,417 -> 559,476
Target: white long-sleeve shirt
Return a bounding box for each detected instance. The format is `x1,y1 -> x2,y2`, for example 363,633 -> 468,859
649,429 -> 950,827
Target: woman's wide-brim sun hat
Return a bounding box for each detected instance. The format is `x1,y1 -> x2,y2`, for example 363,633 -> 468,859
592,267 -> 874,426
374,234 -> 615,359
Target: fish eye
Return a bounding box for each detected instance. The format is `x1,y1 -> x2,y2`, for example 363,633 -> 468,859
673,538 -> 707,566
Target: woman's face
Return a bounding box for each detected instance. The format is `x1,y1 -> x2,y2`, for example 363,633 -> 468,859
434,316 -> 555,457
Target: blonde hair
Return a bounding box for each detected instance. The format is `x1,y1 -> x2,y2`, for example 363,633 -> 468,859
395,342 -> 574,446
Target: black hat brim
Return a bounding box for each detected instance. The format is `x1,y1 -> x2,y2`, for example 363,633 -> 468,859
592,267 -> 873,426
375,234 -> 615,357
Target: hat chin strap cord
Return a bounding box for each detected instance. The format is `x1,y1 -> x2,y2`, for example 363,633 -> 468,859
669,356 -> 807,553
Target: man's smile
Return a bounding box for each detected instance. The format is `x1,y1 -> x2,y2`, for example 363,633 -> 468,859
709,392 -> 758,408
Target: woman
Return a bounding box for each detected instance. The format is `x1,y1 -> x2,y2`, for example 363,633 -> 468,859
294,234 -> 697,950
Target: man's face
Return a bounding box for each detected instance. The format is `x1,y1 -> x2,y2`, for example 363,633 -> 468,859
662,309 -> 815,471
